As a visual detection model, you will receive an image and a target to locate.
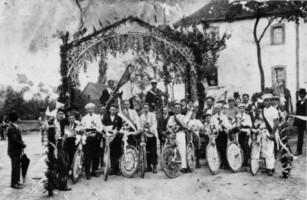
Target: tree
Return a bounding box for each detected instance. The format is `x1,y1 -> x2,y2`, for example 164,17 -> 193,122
226,1 -> 307,92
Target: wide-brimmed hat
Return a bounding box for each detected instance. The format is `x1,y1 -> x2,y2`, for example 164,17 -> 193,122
297,88 -> 307,95
217,99 -> 227,105
262,93 -> 273,100
150,79 -> 158,83
238,104 -> 246,109
227,96 -> 235,102
85,103 -> 95,109
215,103 -> 223,108
205,96 -> 215,101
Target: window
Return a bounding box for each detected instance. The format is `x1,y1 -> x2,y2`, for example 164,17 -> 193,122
88,95 -> 91,100
271,24 -> 285,45
271,65 -> 286,85
206,67 -> 218,87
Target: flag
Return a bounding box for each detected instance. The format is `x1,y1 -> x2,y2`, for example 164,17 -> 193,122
183,28 -> 188,35
187,25 -> 193,33
45,106 -> 50,116
196,23 -> 205,36
105,64 -> 132,110
115,64 -> 132,93
56,101 -> 64,108
175,26 -> 181,32
46,109 -> 57,118
118,81 -> 133,100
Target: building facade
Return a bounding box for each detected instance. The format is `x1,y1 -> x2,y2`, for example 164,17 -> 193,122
204,17 -> 307,111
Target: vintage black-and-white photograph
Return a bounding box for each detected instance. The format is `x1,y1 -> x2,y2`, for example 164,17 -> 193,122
0,0 -> 306,199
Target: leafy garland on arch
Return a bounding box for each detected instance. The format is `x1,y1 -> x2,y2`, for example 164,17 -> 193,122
58,16 -> 230,105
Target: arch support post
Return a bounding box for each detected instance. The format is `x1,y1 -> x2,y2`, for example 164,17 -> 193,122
190,64 -> 198,102
58,33 -> 71,107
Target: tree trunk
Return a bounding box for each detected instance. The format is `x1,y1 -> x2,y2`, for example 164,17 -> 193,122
253,17 -> 265,92
256,42 -> 265,92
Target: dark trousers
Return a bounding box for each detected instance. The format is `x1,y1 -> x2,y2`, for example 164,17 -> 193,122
146,136 -> 158,166
191,132 -> 200,161
216,131 -> 228,166
199,134 -> 209,158
158,133 -> 166,152
0,127 -> 5,139
83,134 -> 100,176
297,126 -> 306,154
10,155 -> 21,186
64,137 -> 76,169
110,134 -> 122,173
238,131 -> 250,166
56,139 -> 69,189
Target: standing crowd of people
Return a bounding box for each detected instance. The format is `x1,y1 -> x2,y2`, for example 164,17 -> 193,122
3,79 -> 306,191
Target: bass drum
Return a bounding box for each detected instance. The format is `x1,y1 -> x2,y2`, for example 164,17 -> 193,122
120,145 -> 138,178
72,149 -> 83,184
206,143 -> 220,175
160,144 -> 182,178
250,141 -> 261,176
226,142 -> 244,173
186,143 -> 196,172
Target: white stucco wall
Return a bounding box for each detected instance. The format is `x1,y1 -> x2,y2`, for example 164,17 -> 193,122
299,18 -> 307,90
206,17 -> 306,110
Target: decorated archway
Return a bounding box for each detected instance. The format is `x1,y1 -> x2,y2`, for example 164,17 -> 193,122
58,16 -> 199,106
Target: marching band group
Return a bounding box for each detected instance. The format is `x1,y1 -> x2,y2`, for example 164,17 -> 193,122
5,79 -> 306,191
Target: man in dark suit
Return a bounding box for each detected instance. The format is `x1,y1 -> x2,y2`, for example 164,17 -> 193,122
100,80 -> 115,105
157,106 -> 170,151
145,79 -> 163,109
102,104 -> 123,175
7,111 -> 26,189
180,99 -> 188,115
294,88 -> 307,156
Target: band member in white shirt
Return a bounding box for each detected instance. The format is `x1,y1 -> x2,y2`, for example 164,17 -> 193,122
235,104 -> 252,170
140,103 -> 158,173
81,103 -> 103,179
64,112 -> 79,169
167,103 -> 193,173
122,100 -> 141,130
261,93 -> 279,176
211,103 -> 231,168
188,111 -> 204,168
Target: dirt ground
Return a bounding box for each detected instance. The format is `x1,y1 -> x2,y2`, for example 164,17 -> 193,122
0,132 -> 306,200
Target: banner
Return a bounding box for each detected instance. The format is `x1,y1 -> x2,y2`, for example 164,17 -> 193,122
196,23 -> 205,36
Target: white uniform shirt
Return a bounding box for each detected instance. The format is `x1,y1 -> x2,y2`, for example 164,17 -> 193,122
211,113 -> 231,130
167,111 -> 193,130
188,119 -> 203,136
263,106 -> 279,129
140,112 -> 157,136
123,108 -> 141,129
81,113 -> 103,131
235,112 -> 252,127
